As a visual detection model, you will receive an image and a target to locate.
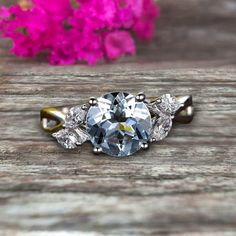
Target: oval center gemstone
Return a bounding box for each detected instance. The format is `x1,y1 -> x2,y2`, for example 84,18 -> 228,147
86,92 -> 152,157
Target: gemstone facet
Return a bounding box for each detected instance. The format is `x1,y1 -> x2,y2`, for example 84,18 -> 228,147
86,92 -> 152,157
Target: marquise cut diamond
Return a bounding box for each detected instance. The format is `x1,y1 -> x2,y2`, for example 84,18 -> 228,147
151,94 -> 182,116
52,128 -> 89,149
149,94 -> 182,142
151,116 -> 173,141
65,106 -> 87,128
52,129 -> 79,149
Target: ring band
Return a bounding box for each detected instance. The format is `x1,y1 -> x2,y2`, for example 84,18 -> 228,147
40,92 -> 194,157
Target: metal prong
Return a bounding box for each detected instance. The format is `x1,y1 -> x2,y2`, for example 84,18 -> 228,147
150,138 -> 157,143
89,97 -> 97,106
141,143 -> 149,150
93,147 -> 102,155
136,93 -> 146,102
82,104 -> 88,110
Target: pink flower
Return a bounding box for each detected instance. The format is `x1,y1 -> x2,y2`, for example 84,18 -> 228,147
0,0 -> 160,65
49,30 -> 77,65
133,0 -> 160,40
75,31 -> 104,65
105,31 -> 135,60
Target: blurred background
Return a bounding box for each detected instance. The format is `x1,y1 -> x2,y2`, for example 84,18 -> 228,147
1,0 -> 236,67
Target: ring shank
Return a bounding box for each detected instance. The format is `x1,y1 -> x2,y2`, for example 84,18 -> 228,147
175,95 -> 194,124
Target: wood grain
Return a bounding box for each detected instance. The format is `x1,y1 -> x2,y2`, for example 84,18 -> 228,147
0,0 -> 236,235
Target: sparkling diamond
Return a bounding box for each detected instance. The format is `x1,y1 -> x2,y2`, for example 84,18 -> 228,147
65,106 -> 87,129
52,128 -> 89,149
52,129 -> 78,149
151,94 -> 182,116
86,92 -> 152,157
151,116 -> 172,141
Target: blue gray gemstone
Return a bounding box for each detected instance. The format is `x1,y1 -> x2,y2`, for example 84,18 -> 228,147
86,92 -> 152,157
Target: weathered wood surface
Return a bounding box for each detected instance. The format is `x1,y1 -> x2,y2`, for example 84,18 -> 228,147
0,0 -> 236,235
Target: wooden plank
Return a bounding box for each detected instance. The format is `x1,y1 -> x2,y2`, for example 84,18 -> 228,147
0,192 -> 236,235
0,0 -> 236,235
1,74 -> 235,235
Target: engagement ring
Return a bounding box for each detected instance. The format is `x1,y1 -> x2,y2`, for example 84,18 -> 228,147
41,92 -> 194,157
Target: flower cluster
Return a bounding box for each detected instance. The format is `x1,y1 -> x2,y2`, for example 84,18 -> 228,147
0,0 -> 160,65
